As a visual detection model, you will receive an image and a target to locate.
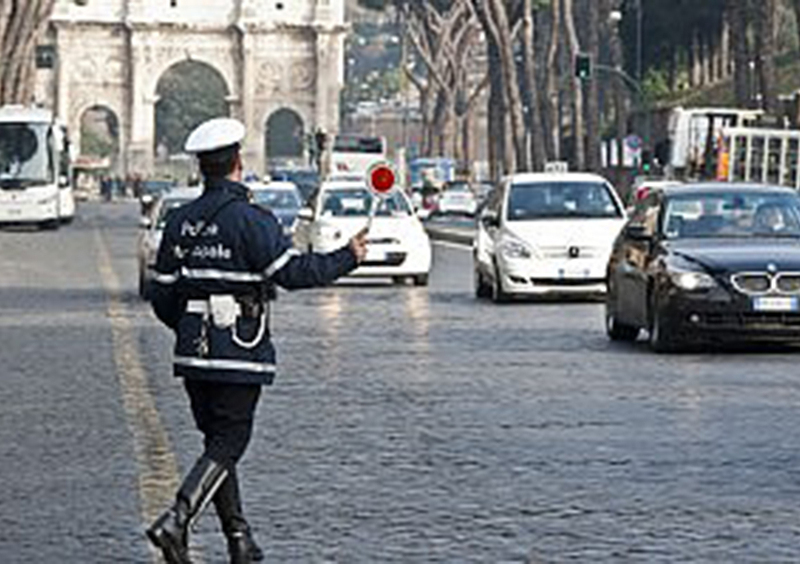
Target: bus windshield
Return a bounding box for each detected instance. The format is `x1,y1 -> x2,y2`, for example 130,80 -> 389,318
0,122 -> 52,188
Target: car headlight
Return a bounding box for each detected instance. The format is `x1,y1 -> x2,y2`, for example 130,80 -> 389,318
500,237 -> 533,260
669,270 -> 717,291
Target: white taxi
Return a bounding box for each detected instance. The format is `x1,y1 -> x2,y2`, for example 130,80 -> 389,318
474,173 -> 626,302
293,180 -> 432,285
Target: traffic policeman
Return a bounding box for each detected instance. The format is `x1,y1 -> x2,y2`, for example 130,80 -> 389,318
146,118 -> 368,564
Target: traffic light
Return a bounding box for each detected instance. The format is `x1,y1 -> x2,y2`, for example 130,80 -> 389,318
575,53 -> 591,80
641,149 -> 653,174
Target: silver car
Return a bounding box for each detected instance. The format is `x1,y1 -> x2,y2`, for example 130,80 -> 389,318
136,187 -> 201,299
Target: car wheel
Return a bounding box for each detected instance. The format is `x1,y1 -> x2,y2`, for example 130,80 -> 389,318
606,310 -> 640,342
413,273 -> 429,287
392,276 -> 407,285
649,299 -> 679,353
491,262 -> 511,303
474,267 -> 492,299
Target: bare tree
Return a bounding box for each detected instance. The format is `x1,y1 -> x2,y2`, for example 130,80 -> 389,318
563,0 -> 585,170
584,0 -> 601,172
544,0 -> 562,161
0,0 -> 56,105
754,0 -> 778,113
522,0 -> 546,170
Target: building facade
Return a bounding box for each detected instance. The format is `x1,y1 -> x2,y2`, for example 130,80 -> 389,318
38,0 -> 347,175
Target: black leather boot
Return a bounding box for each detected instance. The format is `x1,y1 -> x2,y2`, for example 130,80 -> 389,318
147,456 -> 228,564
214,469 -> 264,563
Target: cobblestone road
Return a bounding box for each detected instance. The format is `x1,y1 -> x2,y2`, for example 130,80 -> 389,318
1,202 -> 800,563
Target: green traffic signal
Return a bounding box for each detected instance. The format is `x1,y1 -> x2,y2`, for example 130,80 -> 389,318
575,54 -> 591,80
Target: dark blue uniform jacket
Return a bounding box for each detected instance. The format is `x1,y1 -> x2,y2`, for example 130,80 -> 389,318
150,178 -> 357,385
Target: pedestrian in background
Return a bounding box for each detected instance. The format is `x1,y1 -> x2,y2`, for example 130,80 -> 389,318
146,117 -> 368,563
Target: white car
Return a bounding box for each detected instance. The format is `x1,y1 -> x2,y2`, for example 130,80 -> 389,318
293,180 -> 432,285
474,172 -> 626,302
136,187 -> 201,298
436,185 -> 477,216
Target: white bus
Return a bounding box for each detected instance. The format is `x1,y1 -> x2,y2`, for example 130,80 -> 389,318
0,105 -> 75,228
329,134 -> 386,179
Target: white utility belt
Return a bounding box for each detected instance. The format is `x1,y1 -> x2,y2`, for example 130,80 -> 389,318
186,296 -> 267,349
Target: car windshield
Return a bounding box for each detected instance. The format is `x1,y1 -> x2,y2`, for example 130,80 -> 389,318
0,122 -> 52,188
253,189 -> 300,210
663,192 -> 800,239
156,198 -> 193,229
507,181 -> 622,220
320,187 -> 411,217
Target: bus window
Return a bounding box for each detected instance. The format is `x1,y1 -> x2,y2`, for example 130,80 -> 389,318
332,136 -> 384,154
768,137 -> 782,185
733,134 -> 749,182
789,139 -> 799,188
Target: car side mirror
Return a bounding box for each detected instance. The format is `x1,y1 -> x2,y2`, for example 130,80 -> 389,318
139,216 -> 152,229
482,211 -> 500,228
625,224 -> 650,241
297,207 -> 314,221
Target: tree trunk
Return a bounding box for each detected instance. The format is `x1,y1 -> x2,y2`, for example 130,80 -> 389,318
544,0 -> 561,161
522,0 -> 546,171
755,0 -> 778,113
794,0 -> 800,57
0,0 -> 56,104
584,0 -> 601,172
728,0 -> 751,107
563,0 -> 585,171
485,0 -> 528,171
486,35 -> 509,177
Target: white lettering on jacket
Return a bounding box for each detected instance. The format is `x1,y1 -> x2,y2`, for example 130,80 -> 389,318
181,221 -> 220,238
191,243 -> 232,260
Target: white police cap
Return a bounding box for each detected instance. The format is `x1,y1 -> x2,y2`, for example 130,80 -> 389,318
184,118 -> 246,154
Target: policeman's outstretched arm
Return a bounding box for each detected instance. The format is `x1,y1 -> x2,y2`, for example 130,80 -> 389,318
245,209 -> 366,289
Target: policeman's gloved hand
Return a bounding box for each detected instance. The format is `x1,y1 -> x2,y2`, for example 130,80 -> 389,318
349,227 -> 369,263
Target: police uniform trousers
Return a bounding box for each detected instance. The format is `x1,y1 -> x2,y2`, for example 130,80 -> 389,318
184,380 -> 261,467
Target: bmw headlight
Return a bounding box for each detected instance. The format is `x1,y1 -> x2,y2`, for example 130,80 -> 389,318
669,270 -> 717,291
500,237 -> 533,260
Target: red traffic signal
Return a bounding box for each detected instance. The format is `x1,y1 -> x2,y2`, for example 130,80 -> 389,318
367,162 -> 396,196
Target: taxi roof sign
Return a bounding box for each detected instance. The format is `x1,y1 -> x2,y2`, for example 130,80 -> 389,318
544,161 -> 569,173
367,162 -> 396,196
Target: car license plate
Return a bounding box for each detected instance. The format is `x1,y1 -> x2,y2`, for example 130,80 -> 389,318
752,296 -> 799,312
366,249 -> 386,262
558,268 -> 591,279
7,208 -> 21,216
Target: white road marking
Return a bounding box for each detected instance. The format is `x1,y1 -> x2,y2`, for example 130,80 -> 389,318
95,230 -> 204,564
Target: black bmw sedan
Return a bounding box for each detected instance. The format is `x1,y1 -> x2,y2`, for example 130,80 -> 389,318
606,183 -> 800,352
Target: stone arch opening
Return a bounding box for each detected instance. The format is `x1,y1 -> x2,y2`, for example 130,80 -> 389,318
265,108 -> 304,165
154,60 -> 229,159
79,105 -> 120,170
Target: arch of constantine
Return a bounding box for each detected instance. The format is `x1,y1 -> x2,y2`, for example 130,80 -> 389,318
38,0 -> 347,175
